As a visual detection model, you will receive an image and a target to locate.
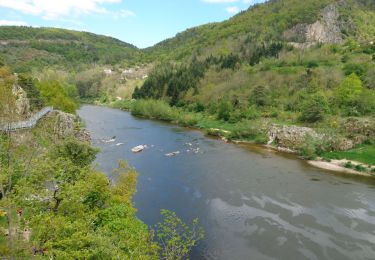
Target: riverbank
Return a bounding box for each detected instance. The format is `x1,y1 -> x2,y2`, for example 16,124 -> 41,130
106,99 -> 375,177
308,159 -> 375,177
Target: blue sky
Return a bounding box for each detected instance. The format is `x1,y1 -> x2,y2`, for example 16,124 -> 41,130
0,0 -> 266,48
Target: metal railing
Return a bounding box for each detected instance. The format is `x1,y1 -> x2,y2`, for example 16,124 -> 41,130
0,107 -> 53,132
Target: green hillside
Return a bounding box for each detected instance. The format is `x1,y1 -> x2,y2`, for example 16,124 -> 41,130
136,0 -> 375,106
0,26 -> 142,72
0,0 -> 374,160
128,0 -> 375,161
145,0 -> 375,61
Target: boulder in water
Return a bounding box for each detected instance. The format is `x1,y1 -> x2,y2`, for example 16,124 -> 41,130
132,145 -> 146,153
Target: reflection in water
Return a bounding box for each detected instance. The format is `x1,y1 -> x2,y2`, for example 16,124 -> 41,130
79,105 -> 375,260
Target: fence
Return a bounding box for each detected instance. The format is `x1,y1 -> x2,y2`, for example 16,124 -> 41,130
0,107 -> 53,132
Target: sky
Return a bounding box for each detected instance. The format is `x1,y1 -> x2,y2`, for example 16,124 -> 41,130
0,0 -> 266,48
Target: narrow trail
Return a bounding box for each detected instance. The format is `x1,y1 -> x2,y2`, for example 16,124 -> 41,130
0,107 -> 53,132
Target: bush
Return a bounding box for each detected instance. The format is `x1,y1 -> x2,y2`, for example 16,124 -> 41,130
36,80 -> 79,113
343,63 -> 367,77
131,99 -> 178,121
344,161 -> 353,169
334,73 -> 364,113
217,99 -> 232,121
155,210 -> 204,260
354,164 -> 367,172
299,93 -> 330,123
229,120 -> 267,143
54,139 -> 99,167
177,113 -> 199,127
299,136 -> 317,159
250,85 -> 268,107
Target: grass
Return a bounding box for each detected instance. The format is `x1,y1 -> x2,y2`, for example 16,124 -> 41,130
0,215 -> 9,255
112,99 -> 269,143
322,144 -> 375,166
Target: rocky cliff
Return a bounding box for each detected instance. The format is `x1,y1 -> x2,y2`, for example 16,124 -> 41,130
12,84 -> 30,118
284,4 -> 355,47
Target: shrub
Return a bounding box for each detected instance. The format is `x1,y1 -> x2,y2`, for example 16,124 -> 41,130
131,99 -> 178,121
54,139 -> 99,167
354,164 -> 367,172
155,210 -> 204,260
250,85 -> 268,107
344,161 -> 353,169
36,80 -> 79,113
217,99 -> 232,121
177,113 -> 199,127
343,63 -> 367,77
299,136 -> 317,160
299,93 -> 330,123
229,120 -> 267,143
334,73 -> 364,113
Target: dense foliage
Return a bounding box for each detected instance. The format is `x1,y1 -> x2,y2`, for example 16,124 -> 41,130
0,26 -> 141,72
0,66 -> 204,258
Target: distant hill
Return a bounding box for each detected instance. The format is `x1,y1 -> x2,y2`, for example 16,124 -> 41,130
0,26 -> 141,72
145,0 -> 375,61
134,0 -> 375,124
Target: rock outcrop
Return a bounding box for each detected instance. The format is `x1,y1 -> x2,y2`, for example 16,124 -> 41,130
267,125 -> 325,150
12,84 -> 30,117
52,111 -> 76,138
267,120 -> 373,152
51,111 -> 92,143
284,4 -> 355,48
342,118 -> 375,138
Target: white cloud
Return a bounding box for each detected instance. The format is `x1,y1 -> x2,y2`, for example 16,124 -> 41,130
119,9 -> 136,18
203,0 -> 238,3
226,6 -> 240,14
0,0 -> 122,20
0,20 -> 28,26
243,0 -> 253,4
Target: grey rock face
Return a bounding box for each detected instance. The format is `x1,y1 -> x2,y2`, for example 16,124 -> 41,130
12,84 -> 30,117
284,4 -> 355,47
267,125 -> 324,150
306,5 -> 343,43
53,111 -> 76,138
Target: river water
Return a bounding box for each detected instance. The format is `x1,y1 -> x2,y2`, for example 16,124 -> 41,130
78,105 -> 375,260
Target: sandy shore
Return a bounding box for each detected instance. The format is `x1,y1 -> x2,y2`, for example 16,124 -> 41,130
307,159 -> 373,177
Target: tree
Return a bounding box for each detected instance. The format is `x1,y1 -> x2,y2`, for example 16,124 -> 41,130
334,73 -> 364,114
36,80 -> 78,113
18,74 -> 43,110
155,210 -> 204,260
300,93 -> 330,123
0,67 -> 26,257
53,139 -> 99,167
251,85 -> 268,107
217,99 -> 232,121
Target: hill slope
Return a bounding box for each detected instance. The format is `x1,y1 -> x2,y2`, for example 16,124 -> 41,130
129,0 -> 374,160
0,26 -> 141,72
145,0 -> 375,61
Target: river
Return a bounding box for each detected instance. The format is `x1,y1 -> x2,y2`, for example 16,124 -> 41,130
78,105 -> 375,260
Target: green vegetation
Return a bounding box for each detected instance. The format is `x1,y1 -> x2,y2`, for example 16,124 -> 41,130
127,0 -> 375,163
0,0 -> 375,256
113,99 -> 268,143
37,80 -> 79,113
0,65 -> 204,258
322,145 -> 375,165
0,26 -> 141,72
156,210 -> 205,260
